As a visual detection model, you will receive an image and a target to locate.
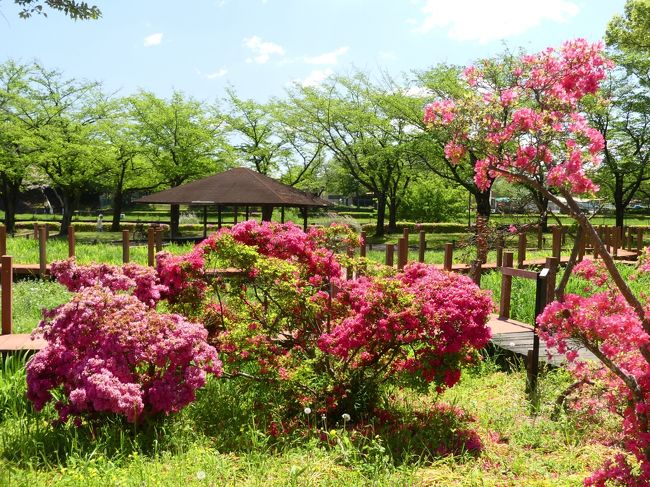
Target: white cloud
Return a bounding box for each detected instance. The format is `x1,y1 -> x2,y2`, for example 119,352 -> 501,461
304,46 -> 349,65
378,50 -> 397,61
414,0 -> 580,43
205,68 -> 228,79
243,35 -> 285,64
143,32 -> 163,47
297,68 -> 333,87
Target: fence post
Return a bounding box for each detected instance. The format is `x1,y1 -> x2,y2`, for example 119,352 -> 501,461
637,228 -> 644,255
443,243 -> 453,271
397,237 -> 408,270
470,259 -> 482,286
0,224 -> 6,257
385,243 -> 394,267
545,257 -> 559,302
418,231 -> 426,263
628,227 -> 634,252
517,233 -> 526,269
155,228 -> 163,252
38,225 -> 47,278
1,255 -> 12,335
528,267 -> 549,396
359,231 -> 366,258
498,252 -> 514,320
551,226 -> 562,260
67,224 -> 76,258
122,229 -> 130,264
537,225 -> 543,250
147,226 -> 155,267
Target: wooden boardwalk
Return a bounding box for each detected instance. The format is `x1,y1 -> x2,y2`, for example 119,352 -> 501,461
486,315 -> 596,365
0,333 -> 46,352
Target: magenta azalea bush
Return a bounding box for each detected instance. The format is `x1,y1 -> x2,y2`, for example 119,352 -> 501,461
27,261 -> 221,424
156,221 -> 492,417
537,260 -> 650,485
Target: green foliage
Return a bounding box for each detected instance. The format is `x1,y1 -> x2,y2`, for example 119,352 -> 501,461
398,177 -> 466,222
14,0 -> 101,19
606,0 -> 650,83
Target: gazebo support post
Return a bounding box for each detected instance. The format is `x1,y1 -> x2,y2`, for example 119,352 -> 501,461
281,207 -> 285,223
303,206 -> 308,232
245,206 -> 249,220
202,206 -> 208,239
217,206 -> 222,229
233,206 -> 238,224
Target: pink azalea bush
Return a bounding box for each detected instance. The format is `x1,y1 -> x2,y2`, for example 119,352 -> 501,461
27,259 -> 221,424
51,258 -> 167,307
157,221 -> 492,417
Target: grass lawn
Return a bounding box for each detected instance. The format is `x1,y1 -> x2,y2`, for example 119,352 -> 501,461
0,352 -> 618,486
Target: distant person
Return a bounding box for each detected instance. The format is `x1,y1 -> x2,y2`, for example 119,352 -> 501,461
96,213 -> 104,232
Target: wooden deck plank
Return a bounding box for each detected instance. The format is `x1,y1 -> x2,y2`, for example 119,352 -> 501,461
0,333 -> 46,351
486,314 -> 596,365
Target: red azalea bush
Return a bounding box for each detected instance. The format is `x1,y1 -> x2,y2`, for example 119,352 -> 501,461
156,221 -> 492,418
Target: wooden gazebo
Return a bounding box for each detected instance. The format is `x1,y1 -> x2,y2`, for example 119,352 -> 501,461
135,167 -> 331,237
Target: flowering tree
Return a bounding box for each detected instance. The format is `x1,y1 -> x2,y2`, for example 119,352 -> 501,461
424,38 -> 650,484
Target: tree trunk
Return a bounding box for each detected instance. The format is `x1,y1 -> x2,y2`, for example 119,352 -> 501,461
170,204 -> 180,239
614,175 -> 625,228
261,206 -> 274,221
387,198 -> 398,233
375,193 -> 387,236
474,191 -> 491,263
59,191 -> 77,236
0,176 -> 20,234
110,189 -> 124,232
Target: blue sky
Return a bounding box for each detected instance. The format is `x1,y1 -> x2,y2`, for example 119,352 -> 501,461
0,0 -> 628,102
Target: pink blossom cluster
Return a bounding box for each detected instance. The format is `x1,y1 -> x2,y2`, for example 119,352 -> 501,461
155,250 -> 206,306
50,258 -> 166,307
424,39 -> 612,194
26,286 -> 221,423
572,259 -> 609,287
319,263 -> 492,391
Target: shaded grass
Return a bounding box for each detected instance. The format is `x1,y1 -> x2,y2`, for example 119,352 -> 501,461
0,351 -> 620,486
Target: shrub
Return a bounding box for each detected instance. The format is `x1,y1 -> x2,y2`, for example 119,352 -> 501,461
26,262 -> 221,424
537,258 -> 650,485
157,221 -> 492,419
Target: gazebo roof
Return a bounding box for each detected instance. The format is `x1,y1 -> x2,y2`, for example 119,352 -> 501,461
135,167 -> 331,207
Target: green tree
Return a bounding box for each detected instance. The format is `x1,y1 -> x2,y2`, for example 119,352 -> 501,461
129,91 -> 227,237
284,74 -> 416,235
96,98 -> 160,231
606,0 -> 650,83
0,60 -> 41,233
13,0 -> 101,19
590,69 -> 650,227
27,64 -> 110,235
398,176 -> 466,223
